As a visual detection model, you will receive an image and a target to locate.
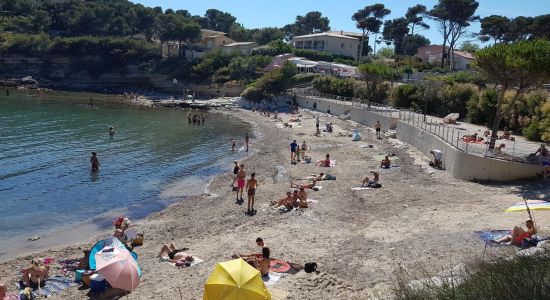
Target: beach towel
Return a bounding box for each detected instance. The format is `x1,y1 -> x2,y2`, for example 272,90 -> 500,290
58,259 -> 80,272
269,260 -> 303,275
306,199 -> 319,204
351,187 -> 372,191
19,275 -> 78,298
262,273 -> 287,285
475,230 -> 511,246
161,256 -> 204,268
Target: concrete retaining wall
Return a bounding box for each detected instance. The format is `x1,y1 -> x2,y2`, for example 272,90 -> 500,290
296,95 -> 542,181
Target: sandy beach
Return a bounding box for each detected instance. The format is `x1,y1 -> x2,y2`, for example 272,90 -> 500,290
1,106 -> 549,299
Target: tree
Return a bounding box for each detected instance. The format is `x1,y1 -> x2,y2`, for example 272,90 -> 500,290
405,4 -> 429,35
228,23 -> 253,42
352,4 -> 391,60
174,21 -> 201,57
479,15 -> 510,44
506,16 -> 533,42
429,0 -> 479,69
382,18 -> 409,55
253,27 -> 284,45
530,15 -> 550,40
358,62 -> 401,103
199,9 -> 236,33
402,34 -> 430,56
475,39 -> 550,148
377,47 -> 394,59
459,41 -> 480,53
282,11 -> 330,40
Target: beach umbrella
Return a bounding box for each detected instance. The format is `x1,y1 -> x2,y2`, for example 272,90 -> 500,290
89,237 -> 126,270
95,247 -> 140,292
505,200 -> 550,213
203,258 -> 271,300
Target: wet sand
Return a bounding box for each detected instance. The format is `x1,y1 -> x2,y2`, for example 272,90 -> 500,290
1,107 -> 548,299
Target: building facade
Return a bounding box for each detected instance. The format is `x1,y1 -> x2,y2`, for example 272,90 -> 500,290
291,31 -> 361,60
416,45 -> 475,70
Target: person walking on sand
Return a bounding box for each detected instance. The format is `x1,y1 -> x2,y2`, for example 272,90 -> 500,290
316,116 -> 320,130
290,140 -> 298,161
90,152 -> 100,171
246,173 -> 258,215
236,164 -> 246,203
245,132 -> 250,152
301,141 -> 308,160
375,121 -> 381,139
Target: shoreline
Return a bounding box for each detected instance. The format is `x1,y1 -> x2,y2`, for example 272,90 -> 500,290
1,104 -> 547,299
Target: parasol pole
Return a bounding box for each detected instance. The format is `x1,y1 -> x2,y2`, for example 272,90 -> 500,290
523,197 -> 533,222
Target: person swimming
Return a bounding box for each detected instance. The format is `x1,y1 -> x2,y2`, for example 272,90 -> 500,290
109,127 -> 115,137
90,152 -> 100,171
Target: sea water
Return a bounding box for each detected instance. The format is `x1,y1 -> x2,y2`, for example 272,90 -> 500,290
0,92 -> 250,260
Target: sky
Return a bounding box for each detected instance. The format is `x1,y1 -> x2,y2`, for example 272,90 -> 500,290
132,1 -> 550,49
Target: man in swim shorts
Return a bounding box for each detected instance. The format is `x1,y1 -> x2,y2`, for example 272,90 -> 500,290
236,164 -> 246,203
289,140 -> 298,161
246,173 -> 258,215
375,121 -> 381,139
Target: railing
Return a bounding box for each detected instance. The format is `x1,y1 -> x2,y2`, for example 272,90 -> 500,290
293,89 -> 546,166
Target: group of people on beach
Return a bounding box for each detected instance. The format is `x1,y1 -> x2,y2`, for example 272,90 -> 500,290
233,161 -> 257,215
188,113 -> 205,125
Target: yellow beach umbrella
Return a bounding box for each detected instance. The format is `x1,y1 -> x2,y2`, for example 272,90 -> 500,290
203,258 -> 271,300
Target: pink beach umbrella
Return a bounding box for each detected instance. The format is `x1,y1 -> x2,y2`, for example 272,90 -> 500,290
95,247 -> 140,292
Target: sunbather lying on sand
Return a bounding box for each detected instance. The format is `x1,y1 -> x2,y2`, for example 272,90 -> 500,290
158,243 -> 193,263
492,220 -> 536,246
308,173 -> 325,181
270,191 -> 295,209
290,179 -> 317,190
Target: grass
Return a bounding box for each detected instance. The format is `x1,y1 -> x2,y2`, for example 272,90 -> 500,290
394,252 -> 550,300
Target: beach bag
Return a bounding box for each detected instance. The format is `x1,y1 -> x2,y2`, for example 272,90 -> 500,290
304,156 -> 312,163
325,174 -> 336,180
369,182 -> 382,188
304,262 -> 317,273
291,160 -> 297,165
521,237 -> 539,249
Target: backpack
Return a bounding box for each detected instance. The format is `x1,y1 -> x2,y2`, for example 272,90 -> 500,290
304,262 -> 317,273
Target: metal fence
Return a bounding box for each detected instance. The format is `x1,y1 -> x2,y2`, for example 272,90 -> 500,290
294,90 -> 545,166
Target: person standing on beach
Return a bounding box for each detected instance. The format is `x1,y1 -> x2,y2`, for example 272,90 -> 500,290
375,121 -> 381,139
246,173 -> 258,215
245,132 -> 250,152
301,141 -> 308,160
232,160 -> 240,188
236,164 -> 246,203
316,116 -> 320,130
90,152 -> 100,171
290,140 -> 298,161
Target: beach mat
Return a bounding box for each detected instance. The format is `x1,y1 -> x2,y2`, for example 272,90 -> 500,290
19,275 -> 78,298
351,187 -> 373,191
262,272 -> 287,285
162,256 -> 204,268
475,230 -> 511,246
270,260 -> 303,275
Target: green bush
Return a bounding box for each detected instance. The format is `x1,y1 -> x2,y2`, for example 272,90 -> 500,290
524,121 -> 542,141
439,83 -> 479,118
467,88 -> 497,127
438,71 -> 488,87
312,76 -> 355,97
241,61 -> 297,102
395,254 -> 550,300
391,84 -> 419,108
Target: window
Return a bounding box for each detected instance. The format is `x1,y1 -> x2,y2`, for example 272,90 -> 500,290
304,41 -> 312,48
296,41 -> 304,48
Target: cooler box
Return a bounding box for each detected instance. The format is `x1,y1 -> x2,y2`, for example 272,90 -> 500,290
89,274 -> 107,293
75,269 -> 85,283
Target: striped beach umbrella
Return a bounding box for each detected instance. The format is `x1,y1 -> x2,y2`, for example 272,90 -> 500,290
505,200 -> 550,212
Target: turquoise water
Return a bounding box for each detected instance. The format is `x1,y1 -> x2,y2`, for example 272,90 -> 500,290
0,93 -> 249,256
